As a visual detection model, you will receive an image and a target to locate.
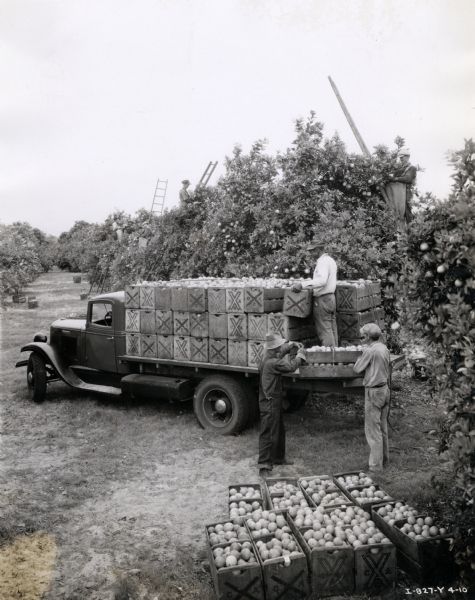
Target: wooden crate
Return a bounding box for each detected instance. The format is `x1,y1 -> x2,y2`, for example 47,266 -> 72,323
283,289 -> 312,318
156,335 -> 173,359
171,287 -> 188,311
125,285 -> 140,309
290,524 -> 354,597
173,311 -> 190,336
155,286 -> 172,310
208,288 -> 227,313
244,287 -> 284,313
228,340 -> 247,366
140,309 -> 156,334
174,336 -> 191,361
336,283 -> 381,313
209,338 -> 228,364
396,547 -> 455,586
305,349 -> 362,364
336,308 -> 385,340
209,313 -> 228,338
189,312 -> 208,337
126,333 -> 140,356
190,337 -> 208,362
207,543 -> 265,600
139,285 -> 155,309
248,341 -> 265,368
226,287 -> 245,313
188,287 -> 207,312
298,364 -> 357,379
155,310 -> 173,335
125,309 -> 140,332
248,314 -> 268,341
140,334 -> 157,358
267,313 -> 314,341
354,542 -> 396,594
228,314 -> 248,340
73,275 -> 81,284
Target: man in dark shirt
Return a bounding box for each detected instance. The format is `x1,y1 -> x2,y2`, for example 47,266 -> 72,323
385,147 -> 417,226
353,323 -> 390,473
258,333 -> 306,478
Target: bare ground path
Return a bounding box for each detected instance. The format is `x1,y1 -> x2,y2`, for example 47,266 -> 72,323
0,272 -> 449,599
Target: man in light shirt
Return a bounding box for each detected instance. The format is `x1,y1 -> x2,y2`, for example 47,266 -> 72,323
291,242 -> 338,346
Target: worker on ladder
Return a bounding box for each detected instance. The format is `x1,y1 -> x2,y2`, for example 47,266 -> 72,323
179,179 -> 192,206
385,148 -> 417,229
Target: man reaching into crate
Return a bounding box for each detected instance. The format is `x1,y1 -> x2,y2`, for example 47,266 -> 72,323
258,333 -> 307,478
352,323 -> 390,474
290,242 -> 338,347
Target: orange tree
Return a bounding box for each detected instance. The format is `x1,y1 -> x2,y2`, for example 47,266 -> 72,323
400,140 -> 474,582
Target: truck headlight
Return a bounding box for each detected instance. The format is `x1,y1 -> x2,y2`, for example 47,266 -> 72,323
34,333 -> 47,343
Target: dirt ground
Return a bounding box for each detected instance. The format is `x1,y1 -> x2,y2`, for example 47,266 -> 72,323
0,272 -> 456,599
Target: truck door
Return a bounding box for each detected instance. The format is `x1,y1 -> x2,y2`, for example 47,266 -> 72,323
85,300 -> 117,372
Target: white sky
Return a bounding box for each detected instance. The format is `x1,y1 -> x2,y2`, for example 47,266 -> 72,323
1,0 -> 474,236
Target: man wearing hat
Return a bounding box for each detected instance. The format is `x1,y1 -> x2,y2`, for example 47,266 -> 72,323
386,148 -> 417,225
353,323 -> 390,473
258,333 -> 307,478
291,243 -> 338,347
179,179 -> 192,206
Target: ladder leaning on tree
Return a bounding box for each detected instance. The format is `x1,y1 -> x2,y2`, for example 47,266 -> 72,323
196,161 -> 218,190
150,177 -> 168,218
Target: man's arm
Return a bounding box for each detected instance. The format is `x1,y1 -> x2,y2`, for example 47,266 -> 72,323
300,258 -> 329,290
392,165 -> 417,184
353,349 -> 372,374
274,349 -> 306,373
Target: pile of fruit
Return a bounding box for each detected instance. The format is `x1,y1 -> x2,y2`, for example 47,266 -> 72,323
245,509 -> 288,539
348,486 -> 392,505
255,533 -> 304,563
207,522 -> 250,546
229,499 -> 262,521
336,472 -> 374,487
212,542 -> 258,568
229,486 -> 262,501
375,502 -> 419,525
398,517 -> 448,540
300,476 -> 351,507
266,480 -> 310,512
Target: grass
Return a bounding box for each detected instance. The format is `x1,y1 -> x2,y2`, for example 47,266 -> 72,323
0,271 -> 458,599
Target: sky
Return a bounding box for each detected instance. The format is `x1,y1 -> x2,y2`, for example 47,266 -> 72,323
1,0 -> 474,236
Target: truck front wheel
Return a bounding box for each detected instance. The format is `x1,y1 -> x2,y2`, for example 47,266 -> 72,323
193,375 -> 250,435
27,353 -> 47,403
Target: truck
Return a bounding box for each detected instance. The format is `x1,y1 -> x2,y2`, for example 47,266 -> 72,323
15,290 -> 404,435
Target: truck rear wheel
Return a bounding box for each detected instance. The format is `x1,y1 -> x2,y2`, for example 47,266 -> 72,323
193,375 -> 250,435
27,353 -> 47,403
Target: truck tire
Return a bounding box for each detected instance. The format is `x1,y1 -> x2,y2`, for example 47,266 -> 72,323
193,375 -> 250,435
27,353 -> 47,403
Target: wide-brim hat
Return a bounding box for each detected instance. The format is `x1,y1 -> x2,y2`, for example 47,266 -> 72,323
181,179 -> 190,185
264,333 -> 286,350
399,147 -> 411,156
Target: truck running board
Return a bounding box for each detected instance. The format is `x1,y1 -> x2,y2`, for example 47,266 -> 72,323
64,366 -> 122,396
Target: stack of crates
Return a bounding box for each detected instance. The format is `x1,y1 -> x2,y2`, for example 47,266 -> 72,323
335,280 -> 385,346
124,277 -> 315,367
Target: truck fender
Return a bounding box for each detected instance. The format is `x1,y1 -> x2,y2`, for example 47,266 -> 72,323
17,343 -> 65,380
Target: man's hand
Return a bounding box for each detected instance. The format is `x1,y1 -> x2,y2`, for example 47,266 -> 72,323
291,282 -> 303,293
296,348 -> 306,361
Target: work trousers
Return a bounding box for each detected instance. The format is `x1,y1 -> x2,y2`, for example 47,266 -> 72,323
313,293 -> 338,347
364,385 -> 390,471
258,396 -> 285,469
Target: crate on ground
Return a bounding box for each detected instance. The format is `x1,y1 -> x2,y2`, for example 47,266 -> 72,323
248,314 -> 268,341
140,309 -> 156,334
190,337 -> 208,362
298,364 -> 357,379
248,341 -> 265,368
156,310 -> 173,335
125,285 -> 140,308
140,334 -> 157,358
171,287 -> 188,311
156,334 -> 173,359
354,542 -> 396,594
228,340 -> 247,366
206,520 -> 252,548
73,275 -> 81,284
244,286 -> 285,314
333,471 -> 393,508
155,286 -> 172,310
336,281 -> 382,313
173,336 -> 191,361
79,292 -> 88,300
254,533 -> 310,600
298,475 -> 352,512
226,287 -> 245,313
263,479 -> 309,512
139,285 -> 155,309
209,338 -> 228,364
207,540 -> 265,600
27,297 -> 38,309
173,311 -> 190,336
283,288 -> 313,318
229,484 -> 263,503
189,312 -> 208,337
336,308 -> 385,340
267,313 -> 314,341
230,498 -> 264,522
125,309 -> 140,332
333,471 -> 376,490
209,313 -> 228,338
188,287 -> 207,312
208,288 -> 227,313
228,314 -> 247,340
126,333 -> 140,356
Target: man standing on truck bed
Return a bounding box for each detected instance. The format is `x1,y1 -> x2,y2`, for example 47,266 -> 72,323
258,334 -> 306,478
291,242 -> 338,347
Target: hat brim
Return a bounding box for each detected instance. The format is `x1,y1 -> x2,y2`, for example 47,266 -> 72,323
264,338 -> 286,350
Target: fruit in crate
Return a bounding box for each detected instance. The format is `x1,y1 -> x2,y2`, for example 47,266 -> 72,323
376,502 -> 418,525
268,481 -> 300,495
207,522 -> 250,545
311,489 -> 351,507
398,517 -> 448,541
350,486 -> 392,503
255,535 -> 302,562
229,499 -> 261,519
300,477 -> 335,492
336,472 -> 374,487
246,509 -> 288,538
271,490 -> 309,512
229,486 -> 262,501
212,541 -> 258,569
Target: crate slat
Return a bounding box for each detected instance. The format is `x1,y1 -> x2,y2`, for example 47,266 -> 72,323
190,337 -> 208,362
283,289 -> 312,318
173,311 -> 190,336
228,314 -> 248,340
209,338 -> 228,364
156,335 -> 173,359
140,334 -> 157,358
189,312 -> 209,337
155,310 -> 174,335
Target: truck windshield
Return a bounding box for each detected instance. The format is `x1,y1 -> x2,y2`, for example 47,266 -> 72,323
90,302 -> 113,327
